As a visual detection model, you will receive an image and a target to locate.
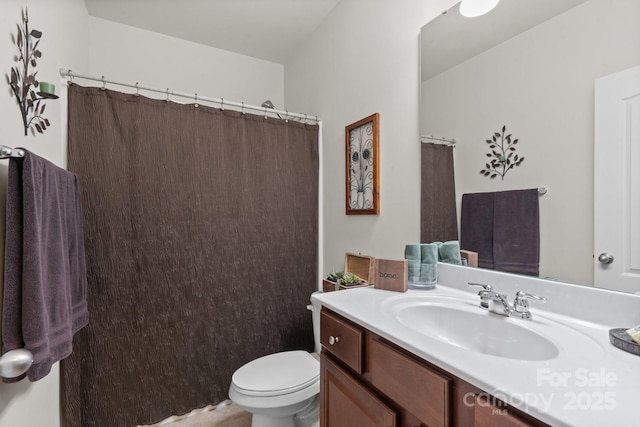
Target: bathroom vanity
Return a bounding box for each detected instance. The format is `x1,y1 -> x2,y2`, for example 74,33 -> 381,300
313,263 -> 640,427
320,308 -> 545,427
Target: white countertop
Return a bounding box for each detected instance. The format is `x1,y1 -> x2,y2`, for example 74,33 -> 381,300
312,265 -> 640,427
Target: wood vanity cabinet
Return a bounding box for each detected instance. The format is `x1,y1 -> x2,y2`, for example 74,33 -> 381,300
320,308 -> 549,427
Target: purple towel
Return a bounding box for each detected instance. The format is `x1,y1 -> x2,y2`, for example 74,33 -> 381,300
2,150 -> 88,382
460,189 -> 539,276
493,189 -> 539,276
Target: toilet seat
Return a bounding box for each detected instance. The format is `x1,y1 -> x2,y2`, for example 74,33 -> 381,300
231,351 -> 319,397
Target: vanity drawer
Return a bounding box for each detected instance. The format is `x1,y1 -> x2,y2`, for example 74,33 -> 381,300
368,338 -> 451,427
320,310 -> 364,374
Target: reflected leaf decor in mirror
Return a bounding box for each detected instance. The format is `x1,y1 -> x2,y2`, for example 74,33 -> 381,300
8,8 -> 58,136
480,125 -> 524,180
346,113 -> 380,215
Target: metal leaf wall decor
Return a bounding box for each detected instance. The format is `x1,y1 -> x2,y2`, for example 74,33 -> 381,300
480,125 -> 524,180
8,8 -> 57,136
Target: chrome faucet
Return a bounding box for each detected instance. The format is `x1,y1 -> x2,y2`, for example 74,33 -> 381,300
468,283 -> 546,320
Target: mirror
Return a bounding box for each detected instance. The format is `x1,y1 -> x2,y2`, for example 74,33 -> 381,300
420,0 -> 640,290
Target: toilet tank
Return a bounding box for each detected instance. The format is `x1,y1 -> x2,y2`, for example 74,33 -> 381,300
309,291 -> 322,354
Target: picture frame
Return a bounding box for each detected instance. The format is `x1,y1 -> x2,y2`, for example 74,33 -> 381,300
345,113 -> 380,215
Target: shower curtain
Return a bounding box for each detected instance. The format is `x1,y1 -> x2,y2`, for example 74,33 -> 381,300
421,143 -> 458,242
61,85 -> 319,426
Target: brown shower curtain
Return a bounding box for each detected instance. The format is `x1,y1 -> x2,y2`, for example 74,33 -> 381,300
421,143 -> 458,242
61,85 -> 319,426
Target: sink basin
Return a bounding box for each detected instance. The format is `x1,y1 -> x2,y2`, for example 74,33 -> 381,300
395,302 -> 559,361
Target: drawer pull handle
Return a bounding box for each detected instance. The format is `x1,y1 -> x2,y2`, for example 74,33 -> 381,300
329,335 -> 340,345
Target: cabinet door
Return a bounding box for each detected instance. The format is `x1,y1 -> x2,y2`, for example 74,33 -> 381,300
368,338 -> 451,427
321,353 -> 397,427
473,395 -> 538,427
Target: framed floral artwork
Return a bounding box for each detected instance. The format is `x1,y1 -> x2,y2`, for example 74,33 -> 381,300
345,113 -> 379,215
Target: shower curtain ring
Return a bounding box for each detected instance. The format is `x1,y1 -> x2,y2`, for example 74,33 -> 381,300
284,110 -> 289,123
134,82 -> 140,97
195,93 -> 199,107
101,76 -> 106,91
241,102 -> 245,116
264,106 -> 268,119
220,98 -> 224,110
166,88 -> 170,102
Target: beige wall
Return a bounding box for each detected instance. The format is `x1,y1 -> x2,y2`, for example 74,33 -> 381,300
0,1 -> 89,426
285,0 -> 459,278
421,0 -> 640,286
87,17 -> 285,107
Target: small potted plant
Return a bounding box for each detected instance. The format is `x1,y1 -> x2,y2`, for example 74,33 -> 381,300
323,271 -> 366,292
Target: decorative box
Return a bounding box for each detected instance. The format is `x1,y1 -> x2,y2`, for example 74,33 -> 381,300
322,253 -> 376,292
374,258 -> 408,293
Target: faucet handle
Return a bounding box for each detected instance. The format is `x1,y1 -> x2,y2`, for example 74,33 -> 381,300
512,291 -> 546,319
515,291 -> 546,303
468,282 -> 493,291
468,283 -> 493,309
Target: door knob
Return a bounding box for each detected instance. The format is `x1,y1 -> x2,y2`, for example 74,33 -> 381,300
598,253 -> 614,264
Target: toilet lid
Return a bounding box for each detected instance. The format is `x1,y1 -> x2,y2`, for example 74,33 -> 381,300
232,351 -> 319,397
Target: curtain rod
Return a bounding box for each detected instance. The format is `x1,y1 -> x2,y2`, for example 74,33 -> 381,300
59,69 -> 321,124
421,135 -> 456,146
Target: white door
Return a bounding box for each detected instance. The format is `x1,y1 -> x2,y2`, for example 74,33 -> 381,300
594,65 -> 640,293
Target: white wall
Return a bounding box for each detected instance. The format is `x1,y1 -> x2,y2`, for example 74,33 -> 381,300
88,17 -> 285,108
421,0 -> 640,286
0,1 -> 89,426
285,0 -> 459,276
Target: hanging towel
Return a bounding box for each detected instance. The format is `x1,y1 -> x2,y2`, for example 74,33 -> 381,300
493,189 -> 539,276
2,150 -> 89,382
460,192 -> 495,269
460,190 -> 540,276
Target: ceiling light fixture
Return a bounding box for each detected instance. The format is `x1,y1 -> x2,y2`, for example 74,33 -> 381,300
459,0 -> 500,18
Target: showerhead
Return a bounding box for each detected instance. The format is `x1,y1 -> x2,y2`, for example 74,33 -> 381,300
260,100 -> 282,119
261,100 -> 276,109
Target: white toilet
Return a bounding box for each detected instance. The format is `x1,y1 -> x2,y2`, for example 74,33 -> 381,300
228,295 -> 322,427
